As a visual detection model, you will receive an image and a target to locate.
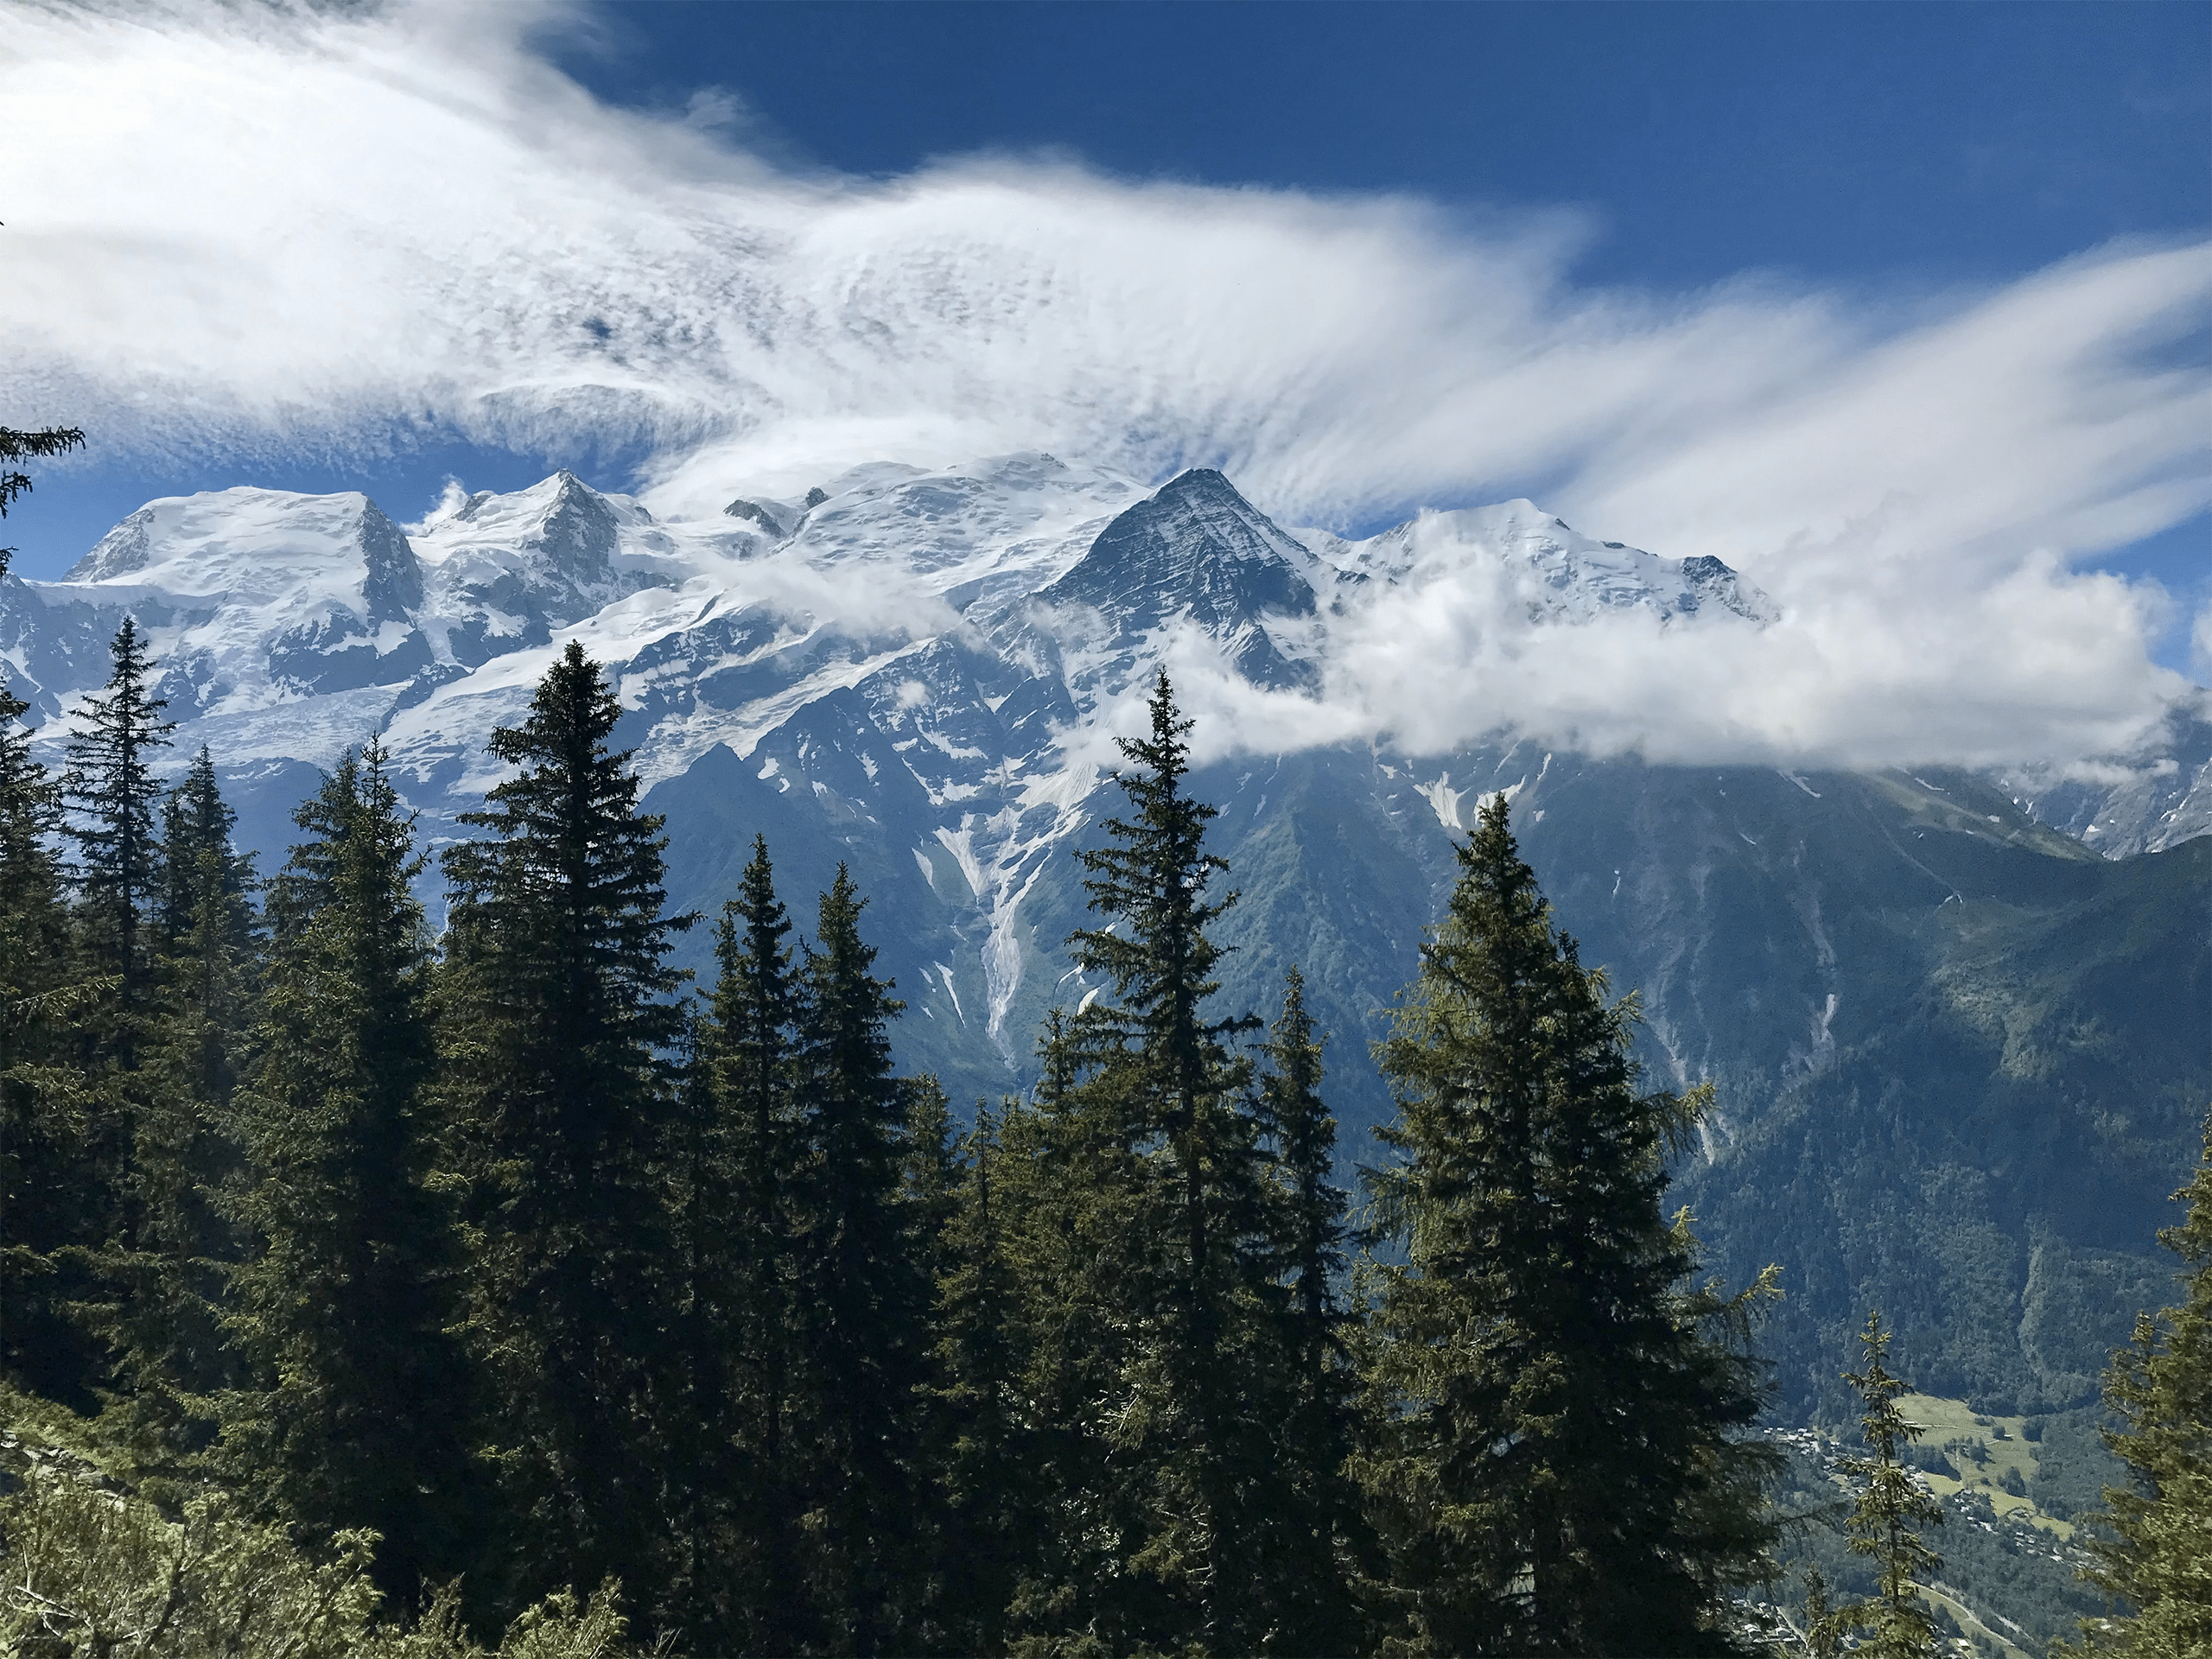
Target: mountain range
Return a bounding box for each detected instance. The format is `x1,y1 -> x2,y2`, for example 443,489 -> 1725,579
4,453 -> 2207,1417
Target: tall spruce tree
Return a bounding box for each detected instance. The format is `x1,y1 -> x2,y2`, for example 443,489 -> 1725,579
1356,791 -> 1778,1656
2063,1109 -> 2212,1657
101,749 -> 261,1478
790,864 -> 929,1653
142,752 -> 258,1281
1251,967 -> 1369,1655
1817,1313 -> 1942,1659
903,1073 -> 959,1300
661,1012 -> 737,1640
921,1101 -> 1034,1656
54,622 -> 186,1470
1022,670 -> 1329,1653
437,641 -> 695,1624
683,833 -> 806,1652
997,1007 -> 1143,1649
224,742 -> 471,1608
0,670 -> 95,1401
62,618 -> 173,1022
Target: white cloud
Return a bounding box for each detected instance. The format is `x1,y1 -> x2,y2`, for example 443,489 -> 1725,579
3,0 -> 2207,769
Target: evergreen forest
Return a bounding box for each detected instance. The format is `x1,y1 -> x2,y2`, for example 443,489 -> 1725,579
1,608 -> 2204,1657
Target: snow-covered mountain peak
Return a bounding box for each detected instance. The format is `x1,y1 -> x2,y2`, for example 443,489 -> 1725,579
63,487 -> 423,619
1313,498 -> 1780,627
1042,468 -> 1316,626
6,450 -> 2204,1118
416,468 -> 628,573
1027,467 -> 1326,693
405,470 -> 712,645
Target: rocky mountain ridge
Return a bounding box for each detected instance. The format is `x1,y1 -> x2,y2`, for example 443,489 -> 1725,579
3,455 -> 2207,1415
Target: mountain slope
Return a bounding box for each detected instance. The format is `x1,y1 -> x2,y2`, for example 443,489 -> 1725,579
3,456 -> 2205,1420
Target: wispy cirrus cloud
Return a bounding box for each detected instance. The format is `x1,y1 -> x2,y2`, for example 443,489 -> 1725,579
3,0 -> 2206,766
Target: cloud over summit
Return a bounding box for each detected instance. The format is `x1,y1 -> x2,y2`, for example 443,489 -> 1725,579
3,0 -> 2207,768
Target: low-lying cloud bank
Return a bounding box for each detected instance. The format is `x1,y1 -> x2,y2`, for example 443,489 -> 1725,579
4,0 -> 2207,771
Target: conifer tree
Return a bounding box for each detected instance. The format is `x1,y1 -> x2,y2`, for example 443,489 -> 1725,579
0,430 -> 111,1406
1251,967 -> 1369,1655
437,641 -> 695,1622
1023,670 -> 1320,1653
52,626 -> 191,1466
1356,791 -> 1778,1656
661,1013 -> 735,1640
143,752 -> 258,1254
791,864 -> 928,1652
920,1102 -> 1033,1655
683,834 -> 806,1652
0,670 -> 95,1400
2063,1109 -> 2212,1657
62,618 -> 174,1020
224,741 -> 472,1608
0,423 -> 84,574
1818,1312 -> 1942,1659
903,1073 -> 959,1294
996,1008 -> 1143,1648
101,749 -> 261,1474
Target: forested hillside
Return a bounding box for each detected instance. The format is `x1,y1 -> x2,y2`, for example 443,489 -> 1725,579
0,621 -> 1830,1648
6,391 -> 2211,1656
5,604 -> 2207,1654
6,459 -> 2206,1429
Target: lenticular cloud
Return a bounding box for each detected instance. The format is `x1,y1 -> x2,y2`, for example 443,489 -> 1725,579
3,0 -> 2208,768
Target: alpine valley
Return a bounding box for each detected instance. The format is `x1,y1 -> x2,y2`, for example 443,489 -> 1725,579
3,453 -> 2207,1422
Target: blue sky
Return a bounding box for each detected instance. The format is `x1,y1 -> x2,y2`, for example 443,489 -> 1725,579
550,0 -> 2211,654
562,1 -> 2209,291
4,0 -> 2209,719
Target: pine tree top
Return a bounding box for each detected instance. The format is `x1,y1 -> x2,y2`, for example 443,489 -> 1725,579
1069,669 -> 1255,1076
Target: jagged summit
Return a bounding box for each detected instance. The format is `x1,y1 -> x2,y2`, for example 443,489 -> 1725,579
1042,468 -> 1318,632
3,454 -> 2197,868
722,498 -> 787,537
1030,468 -> 1326,690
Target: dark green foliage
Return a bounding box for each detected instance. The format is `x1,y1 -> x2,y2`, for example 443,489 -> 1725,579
1252,967 -> 1369,1655
1007,671 -> 1354,1655
0,670 -> 94,1401
0,424 -> 84,574
2064,1109 -> 2212,1656
48,624 -> 204,1471
1062,669 -> 1272,1651
40,666 -> 2126,1653
99,748 -> 261,1477
1818,1313 -> 1944,1659
436,641 -> 695,1619
902,1073 -> 959,1290
676,835 -> 804,1650
920,1101 -> 1033,1656
1355,792 -> 1779,1656
789,865 -> 927,1652
62,618 -> 174,1014
223,742 -> 471,1607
